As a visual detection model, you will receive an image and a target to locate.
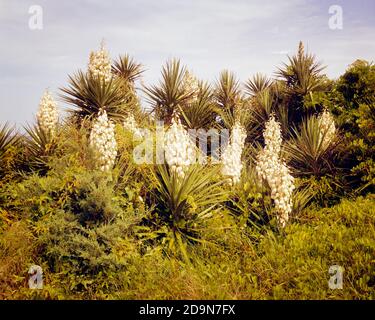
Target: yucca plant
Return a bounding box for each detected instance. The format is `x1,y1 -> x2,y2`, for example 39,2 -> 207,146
143,59 -> 192,123
277,41 -> 327,126
112,54 -> 144,84
224,87 -> 277,144
249,88 -> 275,135
112,54 -> 145,115
0,123 -> 18,162
285,115 -> 340,177
60,71 -> 131,122
290,179 -> 314,218
277,41 -> 326,96
0,123 -> 19,179
245,73 -> 272,97
214,70 -> 243,124
23,123 -> 57,173
140,164 -> 227,262
225,164 -> 272,230
179,81 -> 217,130
250,87 -> 292,140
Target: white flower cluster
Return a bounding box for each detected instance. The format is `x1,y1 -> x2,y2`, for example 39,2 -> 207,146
164,116 -> 196,178
221,122 -> 247,185
88,43 -> 112,82
89,110 -> 117,172
182,70 -> 199,102
256,116 -> 295,227
37,90 -> 59,135
318,109 -> 336,148
123,114 -> 144,140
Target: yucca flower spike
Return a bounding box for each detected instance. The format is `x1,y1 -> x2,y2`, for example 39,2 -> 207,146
182,70 -> 200,102
221,121 -> 246,185
164,114 -> 196,178
318,109 -> 336,148
88,41 -> 112,83
37,90 -> 59,135
89,110 -> 118,172
123,114 -> 144,140
256,115 -> 295,227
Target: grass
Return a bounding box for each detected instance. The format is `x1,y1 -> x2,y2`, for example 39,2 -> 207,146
1,195 -> 373,300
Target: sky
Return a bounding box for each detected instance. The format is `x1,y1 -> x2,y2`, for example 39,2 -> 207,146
0,0 -> 374,126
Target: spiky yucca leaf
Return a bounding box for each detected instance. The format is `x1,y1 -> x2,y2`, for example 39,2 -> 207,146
179,81 -> 217,129
291,184 -> 314,217
0,123 -> 20,179
216,102 -> 261,148
143,59 -> 192,123
60,71 -> 130,122
155,164 -> 227,221
214,70 -> 242,119
245,73 -> 272,97
112,54 -> 144,83
285,115 -> 340,177
23,123 -> 56,173
226,164 -> 272,229
143,164 -> 227,260
250,88 -> 275,130
0,123 -> 18,161
277,42 -> 326,96
250,88 -> 291,139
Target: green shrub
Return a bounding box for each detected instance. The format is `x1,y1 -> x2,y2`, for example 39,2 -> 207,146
35,210 -> 138,298
329,60 -> 375,194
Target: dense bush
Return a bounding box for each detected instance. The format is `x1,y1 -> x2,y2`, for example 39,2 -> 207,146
329,60 -> 375,193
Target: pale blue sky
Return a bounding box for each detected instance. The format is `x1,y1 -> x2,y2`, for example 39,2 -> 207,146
0,0 -> 374,126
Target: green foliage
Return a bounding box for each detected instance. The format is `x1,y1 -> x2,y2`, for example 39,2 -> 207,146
0,123 -> 20,180
329,60 -> 375,193
245,88 -> 280,142
112,54 -> 144,83
60,71 -> 131,122
296,175 -> 344,207
224,164 -> 272,229
285,115 -> 340,177
66,173 -> 122,225
213,70 -> 245,129
23,123 -> 57,174
277,41 -> 328,126
36,210 -> 137,298
277,42 -> 326,96
179,81 -> 218,130
144,59 -> 192,123
2,195 -> 374,299
335,60 -> 375,109
139,164 -> 227,261
244,73 -> 272,97
214,70 -> 242,112
253,196 -> 375,299
0,123 -> 18,162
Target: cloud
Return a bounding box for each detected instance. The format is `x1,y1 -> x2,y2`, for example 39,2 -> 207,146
0,0 -> 374,125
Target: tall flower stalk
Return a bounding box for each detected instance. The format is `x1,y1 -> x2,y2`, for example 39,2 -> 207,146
164,115 -> 196,178
89,110 -> 117,172
221,122 -> 246,184
256,116 -> 295,227
37,90 -> 59,135
123,114 -> 144,140
182,70 -> 199,102
318,109 -> 336,148
88,42 -> 112,82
